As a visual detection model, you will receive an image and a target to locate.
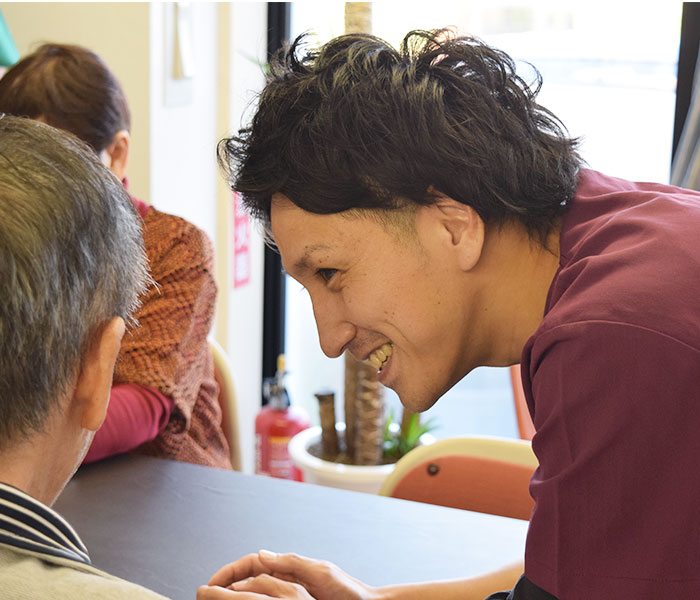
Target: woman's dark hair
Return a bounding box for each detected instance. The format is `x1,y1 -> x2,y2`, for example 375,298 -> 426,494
219,29 -> 582,242
0,43 -> 130,153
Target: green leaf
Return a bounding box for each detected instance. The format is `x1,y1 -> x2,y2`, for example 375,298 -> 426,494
382,410 -> 439,461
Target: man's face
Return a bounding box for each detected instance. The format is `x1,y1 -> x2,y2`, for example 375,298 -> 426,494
271,194 -> 483,412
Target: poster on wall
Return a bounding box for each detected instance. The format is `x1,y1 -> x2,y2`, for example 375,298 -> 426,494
233,191 -> 250,288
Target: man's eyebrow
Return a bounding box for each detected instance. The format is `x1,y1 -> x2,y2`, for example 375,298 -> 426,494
293,244 -> 330,274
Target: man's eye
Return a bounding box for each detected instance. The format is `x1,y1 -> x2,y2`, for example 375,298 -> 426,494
317,268 -> 338,282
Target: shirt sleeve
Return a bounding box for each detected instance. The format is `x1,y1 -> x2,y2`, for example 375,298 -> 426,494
83,383 -> 174,463
523,320 -> 700,597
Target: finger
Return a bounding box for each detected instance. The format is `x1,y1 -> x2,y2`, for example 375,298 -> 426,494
208,554 -> 270,587
198,585 -> 274,600
256,550 -> 320,580
197,585 -> 236,599
257,551 -> 338,589
232,574 -> 312,599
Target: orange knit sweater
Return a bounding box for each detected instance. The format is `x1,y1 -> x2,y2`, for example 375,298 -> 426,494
114,203 -> 231,469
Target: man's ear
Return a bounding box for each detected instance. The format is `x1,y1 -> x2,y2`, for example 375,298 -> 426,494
74,317 -> 125,431
416,194 -> 485,272
100,130 -> 130,181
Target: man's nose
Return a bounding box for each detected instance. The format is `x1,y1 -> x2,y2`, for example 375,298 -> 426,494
312,298 -> 355,359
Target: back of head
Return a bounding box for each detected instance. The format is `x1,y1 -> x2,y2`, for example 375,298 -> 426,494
221,29 -> 581,242
0,115 -> 148,449
0,43 -> 130,152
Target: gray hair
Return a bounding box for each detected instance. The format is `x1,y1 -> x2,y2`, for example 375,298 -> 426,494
0,115 -> 150,447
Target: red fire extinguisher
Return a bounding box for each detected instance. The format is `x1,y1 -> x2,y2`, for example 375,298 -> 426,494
255,354 -> 309,481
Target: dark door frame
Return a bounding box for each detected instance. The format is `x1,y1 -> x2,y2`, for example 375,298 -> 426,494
261,3 -> 291,390
673,2 -> 700,161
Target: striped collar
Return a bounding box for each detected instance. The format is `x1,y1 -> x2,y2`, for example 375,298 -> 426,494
0,482 -> 91,566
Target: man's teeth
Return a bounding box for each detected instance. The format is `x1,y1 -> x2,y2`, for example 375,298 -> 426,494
367,343 -> 393,370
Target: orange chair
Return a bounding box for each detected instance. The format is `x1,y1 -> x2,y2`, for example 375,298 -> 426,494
209,338 -> 242,471
510,365 -> 535,441
379,435 -> 537,520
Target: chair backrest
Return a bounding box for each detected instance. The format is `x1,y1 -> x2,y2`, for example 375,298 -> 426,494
209,338 -> 242,471
379,435 -> 537,520
510,365 -> 535,441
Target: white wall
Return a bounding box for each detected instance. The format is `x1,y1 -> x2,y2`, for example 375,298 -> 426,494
222,2 -> 268,473
3,2 -> 152,202
3,1 -> 268,473
148,2 -> 218,239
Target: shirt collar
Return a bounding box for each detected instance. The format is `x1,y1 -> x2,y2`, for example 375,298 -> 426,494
131,196 -> 152,218
0,482 -> 91,565
122,176 -> 152,218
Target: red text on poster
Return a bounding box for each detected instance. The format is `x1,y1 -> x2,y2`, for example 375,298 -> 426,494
233,192 -> 251,288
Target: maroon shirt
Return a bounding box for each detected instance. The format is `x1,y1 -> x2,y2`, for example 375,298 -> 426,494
521,170 -> 700,598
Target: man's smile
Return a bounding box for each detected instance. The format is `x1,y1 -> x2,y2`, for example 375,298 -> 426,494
366,343 -> 393,372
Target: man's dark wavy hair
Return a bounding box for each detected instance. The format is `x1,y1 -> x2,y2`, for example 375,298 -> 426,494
219,29 -> 582,243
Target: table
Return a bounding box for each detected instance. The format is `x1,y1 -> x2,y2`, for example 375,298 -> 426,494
55,454 -> 528,600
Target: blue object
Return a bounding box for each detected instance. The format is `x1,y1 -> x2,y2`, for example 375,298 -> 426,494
0,9 -> 19,67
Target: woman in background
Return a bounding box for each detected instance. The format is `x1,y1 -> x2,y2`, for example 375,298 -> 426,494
0,43 -> 232,469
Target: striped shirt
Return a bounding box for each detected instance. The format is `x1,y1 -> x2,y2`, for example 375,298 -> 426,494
0,482 -> 90,565
0,482 -> 171,599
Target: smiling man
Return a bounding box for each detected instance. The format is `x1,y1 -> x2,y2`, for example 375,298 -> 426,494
269,193 -> 559,414
209,29 -> 700,600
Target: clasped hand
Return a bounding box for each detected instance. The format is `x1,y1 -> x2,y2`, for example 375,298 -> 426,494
197,550 -> 377,600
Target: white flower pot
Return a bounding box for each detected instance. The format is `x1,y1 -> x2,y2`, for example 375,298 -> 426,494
288,425 -> 395,495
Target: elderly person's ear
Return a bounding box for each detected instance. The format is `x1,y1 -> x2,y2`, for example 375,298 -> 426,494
99,130 -> 130,181
75,317 -> 126,432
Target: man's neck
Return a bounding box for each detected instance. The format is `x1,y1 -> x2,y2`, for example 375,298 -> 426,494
477,220 -> 562,366
0,453 -> 55,507
0,422 -> 81,506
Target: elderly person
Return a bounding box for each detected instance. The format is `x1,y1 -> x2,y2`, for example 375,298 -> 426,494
0,115 -> 172,598
205,30 -> 700,600
0,44 -> 231,468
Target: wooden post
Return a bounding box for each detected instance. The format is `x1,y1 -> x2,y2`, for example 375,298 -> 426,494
345,2 -> 372,33
344,2 -> 372,34
344,352 -> 385,465
316,391 -> 339,459
355,366 -> 384,465
344,353 -> 358,460
341,1 -> 383,466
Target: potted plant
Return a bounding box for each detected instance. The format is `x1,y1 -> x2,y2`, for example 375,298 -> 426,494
289,353 -> 436,494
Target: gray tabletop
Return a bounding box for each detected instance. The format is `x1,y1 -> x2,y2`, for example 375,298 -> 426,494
54,454 -> 528,600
